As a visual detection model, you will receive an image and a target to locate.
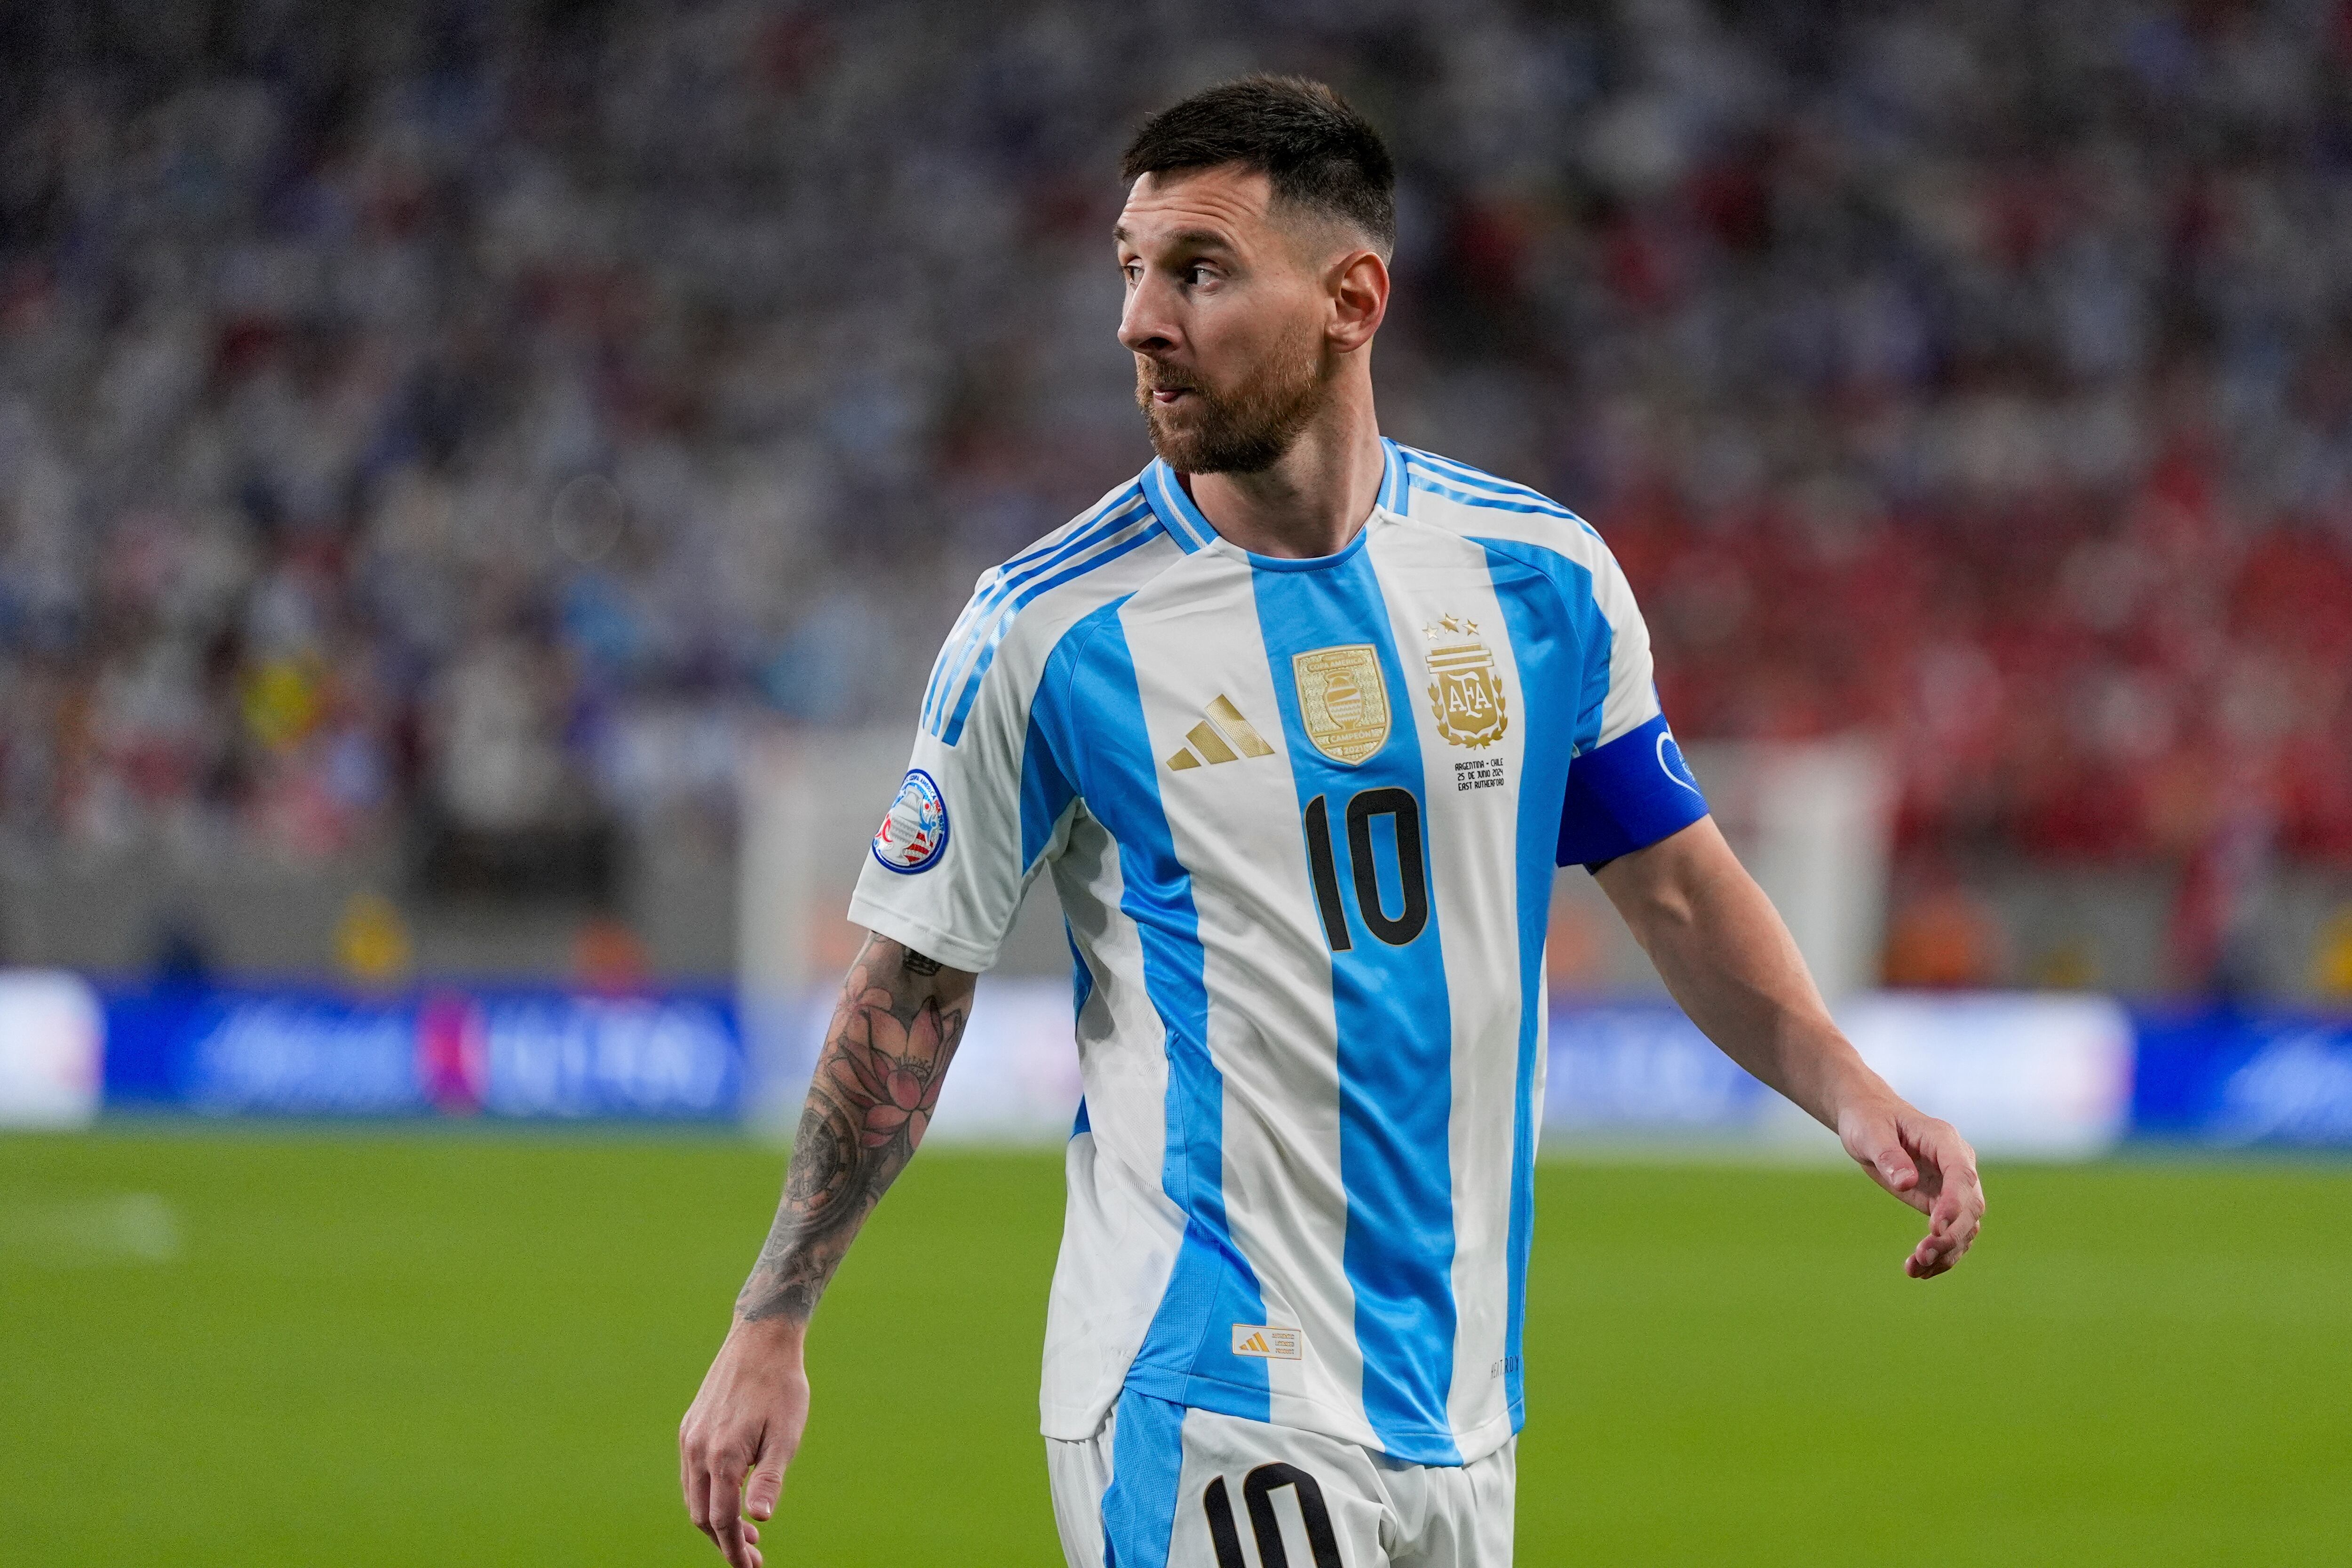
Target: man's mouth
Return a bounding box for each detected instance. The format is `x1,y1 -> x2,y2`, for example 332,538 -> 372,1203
1141,363 -> 1198,405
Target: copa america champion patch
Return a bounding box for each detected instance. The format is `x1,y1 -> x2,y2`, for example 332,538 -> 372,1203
872,768 -> 949,874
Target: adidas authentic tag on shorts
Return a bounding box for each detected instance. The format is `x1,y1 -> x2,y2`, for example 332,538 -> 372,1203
1047,1390 -> 1515,1568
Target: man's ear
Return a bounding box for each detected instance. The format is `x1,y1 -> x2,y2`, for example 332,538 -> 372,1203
1328,248 -> 1390,352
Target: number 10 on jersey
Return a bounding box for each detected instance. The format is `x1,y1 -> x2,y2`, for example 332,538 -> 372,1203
1301,787 -> 1429,951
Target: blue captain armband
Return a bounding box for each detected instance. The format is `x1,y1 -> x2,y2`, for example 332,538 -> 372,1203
1556,713 -> 1710,870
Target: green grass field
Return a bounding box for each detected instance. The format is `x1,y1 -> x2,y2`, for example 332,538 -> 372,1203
1,1131 -> 2345,1565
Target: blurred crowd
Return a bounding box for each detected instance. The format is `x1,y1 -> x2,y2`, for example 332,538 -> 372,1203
2,0 -> 2349,906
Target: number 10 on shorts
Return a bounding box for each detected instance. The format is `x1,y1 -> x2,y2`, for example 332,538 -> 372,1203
1207,1465 -> 1343,1568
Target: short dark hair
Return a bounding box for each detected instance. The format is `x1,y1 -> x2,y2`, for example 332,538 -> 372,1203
1121,75 -> 1395,255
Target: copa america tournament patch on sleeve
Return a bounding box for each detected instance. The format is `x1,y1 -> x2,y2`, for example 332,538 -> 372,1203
872,768 -> 950,874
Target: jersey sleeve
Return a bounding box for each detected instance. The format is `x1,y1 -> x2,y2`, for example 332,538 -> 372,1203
846,583 -> 1082,973
1554,544 -> 1710,870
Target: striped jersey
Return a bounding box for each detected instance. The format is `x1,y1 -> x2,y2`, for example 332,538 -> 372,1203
849,439 -> 1709,1466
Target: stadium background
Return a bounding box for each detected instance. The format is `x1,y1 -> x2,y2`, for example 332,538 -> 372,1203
1,2 -> 2347,1563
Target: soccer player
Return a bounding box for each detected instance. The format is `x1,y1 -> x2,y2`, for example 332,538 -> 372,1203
681,75 -> 1985,1568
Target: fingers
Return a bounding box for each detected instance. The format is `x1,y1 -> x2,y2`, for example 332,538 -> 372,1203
1843,1113 -> 1924,1207
1906,1206 -> 1972,1276
707,1452 -> 754,1568
1901,1116 -> 1986,1280
680,1324 -> 810,1568
745,1440 -> 787,1523
682,1425 -> 758,1568
682,1440 -> 712,1538
1847,1099 -> 1988,1276
1905,1224 -> 1964,1278
1917,1121 -> 1984,1229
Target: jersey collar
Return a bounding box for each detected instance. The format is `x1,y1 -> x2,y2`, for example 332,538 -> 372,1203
1141,439 -> 1409,556
1140,459 -> 1215,552
1376,437 -> 1407,516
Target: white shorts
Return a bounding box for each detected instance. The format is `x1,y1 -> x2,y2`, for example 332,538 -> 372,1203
1046,1390 -> 1515,1568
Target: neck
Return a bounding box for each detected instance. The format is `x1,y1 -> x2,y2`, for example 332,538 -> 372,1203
1184,368 -> 1384,559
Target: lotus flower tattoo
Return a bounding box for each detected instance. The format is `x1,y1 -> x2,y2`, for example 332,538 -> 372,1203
738,940 -> 970,1327
828,984 -> 953,1148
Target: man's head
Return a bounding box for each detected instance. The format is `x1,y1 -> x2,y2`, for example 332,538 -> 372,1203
1115,76 -> 1395,475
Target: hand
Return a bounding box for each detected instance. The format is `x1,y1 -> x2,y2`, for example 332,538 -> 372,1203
1838,1097 -> 1986,1279
679,1317 -> 810,1568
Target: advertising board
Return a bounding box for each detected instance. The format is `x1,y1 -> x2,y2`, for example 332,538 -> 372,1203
102,984 -> 742,1122
0,971 -> 104,1129
1548,992 -> 2136,1158
45,974 -> 2352,1151
2132,1010 -> 2352,1147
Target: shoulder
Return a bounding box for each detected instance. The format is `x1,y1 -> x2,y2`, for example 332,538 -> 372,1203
1391,445 -> 1609,562
919,474 -> 1184,743
1389,445 -> 1647,635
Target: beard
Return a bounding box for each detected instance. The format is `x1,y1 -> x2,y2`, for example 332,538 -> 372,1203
1136,327 -> 1330,475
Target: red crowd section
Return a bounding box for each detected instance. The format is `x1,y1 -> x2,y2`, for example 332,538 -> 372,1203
1612,447 -> 2352,867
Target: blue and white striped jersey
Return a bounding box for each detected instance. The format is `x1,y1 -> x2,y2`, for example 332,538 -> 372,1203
850,440 -> 1709,1466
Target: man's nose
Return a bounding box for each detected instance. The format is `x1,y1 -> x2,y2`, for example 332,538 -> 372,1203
1117,274 -> 1177,356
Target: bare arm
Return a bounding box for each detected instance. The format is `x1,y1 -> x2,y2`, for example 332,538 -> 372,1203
1593,817 -> 1985,1278
678,932 -> 977,1568
736,935 -> 975,1323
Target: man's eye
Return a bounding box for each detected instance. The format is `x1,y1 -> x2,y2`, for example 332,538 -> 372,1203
1187,265 -> 1214,286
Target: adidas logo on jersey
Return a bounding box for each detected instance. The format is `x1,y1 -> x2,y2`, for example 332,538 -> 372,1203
1230,1323 -> 1303,1360
1166,695 -> 1275,771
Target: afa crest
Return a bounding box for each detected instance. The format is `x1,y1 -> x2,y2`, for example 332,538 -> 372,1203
1423,614 -> 1509,750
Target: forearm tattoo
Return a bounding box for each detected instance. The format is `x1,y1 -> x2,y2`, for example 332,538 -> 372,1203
735,937 -> 970,1324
